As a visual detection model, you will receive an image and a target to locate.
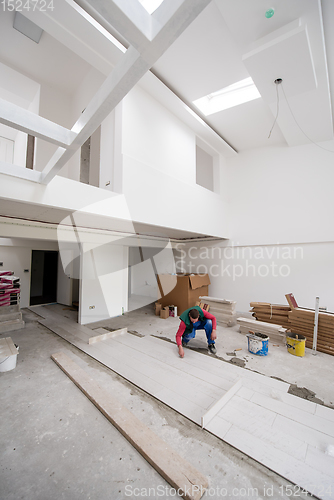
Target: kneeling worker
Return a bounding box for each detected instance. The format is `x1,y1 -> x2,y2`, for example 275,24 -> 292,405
176,305 -> 217,358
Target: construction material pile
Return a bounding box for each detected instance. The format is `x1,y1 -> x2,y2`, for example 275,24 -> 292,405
237,317 -> 287,343
199,296 -> 237,327
0,271 -> 21,307
250,302 -> 291,328
288,307 -> 334,356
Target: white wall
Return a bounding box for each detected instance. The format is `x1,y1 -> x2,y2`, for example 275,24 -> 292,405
120,86 -> 229,238
122,86 -> 195,184
99,109 -> 115,190
35,84 -> 73,174
177,140 -> 334,313
176,240 -> 334,312
223,142 -> 334,245
79,243 -> 128,324
0,61 -> 40,169
122,154 -> 228,238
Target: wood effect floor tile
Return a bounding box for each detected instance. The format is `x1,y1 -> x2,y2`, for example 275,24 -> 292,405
223,426 -> 334,500
153,387 -> 204,425
204,415 -> 232,439
305,444 -> 334,479
315,404 -> 334,422
217,398 -> 307,461
273,414 -> 334,450
250,392 -> 334,437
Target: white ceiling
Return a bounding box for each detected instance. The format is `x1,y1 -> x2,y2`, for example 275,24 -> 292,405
152,0 -> 334,151
0,0 -> 333,153
0,10 -> 95,96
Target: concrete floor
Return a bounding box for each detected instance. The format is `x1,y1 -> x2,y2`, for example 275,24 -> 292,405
1,303 -> 332,500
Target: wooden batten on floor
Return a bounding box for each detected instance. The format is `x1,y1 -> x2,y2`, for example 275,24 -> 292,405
51,352 -> 208,500
88,327 -> 127,344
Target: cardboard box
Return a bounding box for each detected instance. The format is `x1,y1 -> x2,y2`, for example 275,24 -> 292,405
157,274 -> 210,315
154,302 -> 162,316
160,307 -> 169,319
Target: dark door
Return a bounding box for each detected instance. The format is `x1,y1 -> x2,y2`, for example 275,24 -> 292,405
30,250 -> 58,305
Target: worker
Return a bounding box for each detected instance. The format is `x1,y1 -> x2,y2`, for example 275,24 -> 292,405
176,305 -> 217,358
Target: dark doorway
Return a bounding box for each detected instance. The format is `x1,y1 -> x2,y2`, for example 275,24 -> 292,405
30,250 -> 58,306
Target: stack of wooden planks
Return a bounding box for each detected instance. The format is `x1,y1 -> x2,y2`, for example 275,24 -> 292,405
199,296 -> 237,327
288,308 -> 334,356
250,302 -> 291,328
237,317 -> 287,343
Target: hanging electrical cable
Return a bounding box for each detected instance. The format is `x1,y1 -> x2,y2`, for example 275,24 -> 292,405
280,83 -> 334,153
268,78 -> 282,139
268,77 -> 334,153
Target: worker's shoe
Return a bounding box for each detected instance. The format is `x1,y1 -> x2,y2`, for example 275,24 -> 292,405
208,344 -> 217,355
182,340 -> 188,347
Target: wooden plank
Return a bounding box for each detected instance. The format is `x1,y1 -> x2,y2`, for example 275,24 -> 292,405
0,337 -> 19,357
251,304 -> 290,311
88,327 -> 127,344
237,317 -> 285,331
51,352 -> 208,500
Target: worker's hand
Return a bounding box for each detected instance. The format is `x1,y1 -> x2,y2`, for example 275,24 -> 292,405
211,329 -> 217,341
178,344 -> 184,358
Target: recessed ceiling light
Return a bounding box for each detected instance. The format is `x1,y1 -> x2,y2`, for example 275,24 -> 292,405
193,77 -> 261,116
265,8 -> 275,19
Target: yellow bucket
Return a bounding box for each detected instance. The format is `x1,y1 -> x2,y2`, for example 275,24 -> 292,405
286,333 -> 306,357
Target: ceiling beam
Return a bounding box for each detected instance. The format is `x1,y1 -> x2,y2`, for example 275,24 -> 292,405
0,98 -> 76,148
0,161 -> 42,183
40,0 -> 212,184
74,0 -> 152,50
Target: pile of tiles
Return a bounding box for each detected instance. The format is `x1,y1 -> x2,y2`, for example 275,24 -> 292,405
250,301 -> 291,328
237,317 -> 287,343
199,296 -> 237,327
0,271 -> 21,307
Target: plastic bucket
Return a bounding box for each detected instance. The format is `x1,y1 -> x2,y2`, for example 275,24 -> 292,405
247,332 -> 269,356
286,333 -> 306,357
0,353 -> 17,372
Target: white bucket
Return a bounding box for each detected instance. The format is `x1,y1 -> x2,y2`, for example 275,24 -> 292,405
0,353 -> 17,372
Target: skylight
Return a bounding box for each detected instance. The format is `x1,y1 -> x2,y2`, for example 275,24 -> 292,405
193,77 -> 261,116
138,0 -> 164,15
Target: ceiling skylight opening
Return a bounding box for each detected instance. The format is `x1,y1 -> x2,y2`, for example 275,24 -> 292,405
138,0 -> 164,15
193,77 -> 261,116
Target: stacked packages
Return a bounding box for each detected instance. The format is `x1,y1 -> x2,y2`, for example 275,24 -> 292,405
237,317 -> 287,343
199,296 -> 237,327
0,271 -> 21,307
